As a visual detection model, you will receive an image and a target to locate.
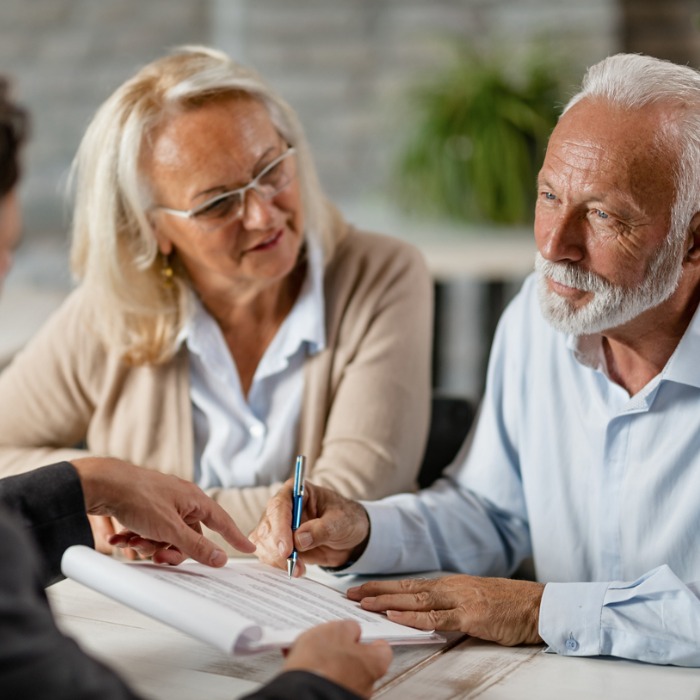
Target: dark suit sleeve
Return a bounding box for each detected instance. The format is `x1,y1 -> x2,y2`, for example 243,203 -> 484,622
242,670 -> 362,700
0,461 -> 93,585
0,507 -> 142,699
0,507 -> 363,700
0,464 -> 361,700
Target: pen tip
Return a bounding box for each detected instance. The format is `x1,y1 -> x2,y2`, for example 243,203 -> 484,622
286,558 -> 294,578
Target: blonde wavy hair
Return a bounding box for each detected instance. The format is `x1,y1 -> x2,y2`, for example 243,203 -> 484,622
69,45 -> 332,365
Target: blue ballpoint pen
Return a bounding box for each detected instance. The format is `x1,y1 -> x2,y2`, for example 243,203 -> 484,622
286,454 -> 306,578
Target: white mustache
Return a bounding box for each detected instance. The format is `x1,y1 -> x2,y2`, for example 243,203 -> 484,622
535,254 -> 612,295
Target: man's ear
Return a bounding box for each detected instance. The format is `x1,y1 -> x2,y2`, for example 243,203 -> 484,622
684,211 -> 700,264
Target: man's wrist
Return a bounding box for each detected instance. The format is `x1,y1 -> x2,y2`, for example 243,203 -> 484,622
70,456 -> 120,515
522,580 -> 545,644
322,539 -> 368,572
323,505 -> 370,572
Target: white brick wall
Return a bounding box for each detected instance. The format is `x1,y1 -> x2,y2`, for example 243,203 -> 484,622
215,0 -> 619,206
0,0 -> 619,236
0,0 -> 208,234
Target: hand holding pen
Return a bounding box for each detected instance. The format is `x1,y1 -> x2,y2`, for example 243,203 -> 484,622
287,454 -> 306,578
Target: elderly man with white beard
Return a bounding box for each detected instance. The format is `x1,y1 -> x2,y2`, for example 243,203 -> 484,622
250,52 -> 700,667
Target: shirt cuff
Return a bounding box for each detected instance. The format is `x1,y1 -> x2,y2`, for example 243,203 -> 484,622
539,580 -> 610,656
329,500 -> 403,575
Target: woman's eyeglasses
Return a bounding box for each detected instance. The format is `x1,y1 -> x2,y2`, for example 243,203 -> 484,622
153,147 -> 296,232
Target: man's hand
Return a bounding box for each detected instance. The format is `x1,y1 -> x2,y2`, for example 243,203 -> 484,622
283,620 -> 392,698
87,514 -> 141,559
347,575 -> 545,647
250,481 -> 369,577
73,457 -> 255,567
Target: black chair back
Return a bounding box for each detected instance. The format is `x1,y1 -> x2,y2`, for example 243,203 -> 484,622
417,395 -> 476,488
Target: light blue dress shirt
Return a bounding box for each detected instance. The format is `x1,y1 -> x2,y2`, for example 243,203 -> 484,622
356,273 -> 700,666
182,241 -> 325,490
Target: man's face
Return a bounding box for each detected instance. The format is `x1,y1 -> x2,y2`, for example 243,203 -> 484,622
0,187 -> 21,291
534,98 -> 687,335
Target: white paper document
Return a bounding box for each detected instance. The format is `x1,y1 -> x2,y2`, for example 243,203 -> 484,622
61,546 -> 443,655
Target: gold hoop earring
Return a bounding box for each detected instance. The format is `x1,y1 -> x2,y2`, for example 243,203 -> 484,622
159,252 -> 175,288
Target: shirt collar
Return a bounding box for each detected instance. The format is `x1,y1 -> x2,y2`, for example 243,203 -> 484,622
566,301 -> 700,390
567,333 -> 606,374
662,301 -> 700,388
275,235 -> 326,359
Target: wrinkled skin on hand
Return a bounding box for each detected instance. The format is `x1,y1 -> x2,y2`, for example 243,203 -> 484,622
347,575 -> 545,647
283,620 -> 392,698
250,480 -> 370,577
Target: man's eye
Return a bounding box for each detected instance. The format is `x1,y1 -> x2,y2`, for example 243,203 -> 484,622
541,191 -> 557,201
592,209 -> 609,219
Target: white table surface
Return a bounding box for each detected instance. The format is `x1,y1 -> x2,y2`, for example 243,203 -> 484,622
47,567 -> 700,700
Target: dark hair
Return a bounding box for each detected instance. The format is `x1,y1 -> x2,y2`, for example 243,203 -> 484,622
0,77 -> 29,197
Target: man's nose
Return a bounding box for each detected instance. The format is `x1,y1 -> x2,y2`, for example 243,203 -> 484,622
536,209 -> 585,263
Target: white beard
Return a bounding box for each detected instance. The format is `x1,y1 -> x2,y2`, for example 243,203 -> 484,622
535,233 -> 686,335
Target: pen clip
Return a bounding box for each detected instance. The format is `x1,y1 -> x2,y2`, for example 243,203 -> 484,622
293,454 -> 306,496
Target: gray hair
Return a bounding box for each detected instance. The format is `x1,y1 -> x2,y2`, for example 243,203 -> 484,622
564,53 -> 700,245
69,45 -> 332,365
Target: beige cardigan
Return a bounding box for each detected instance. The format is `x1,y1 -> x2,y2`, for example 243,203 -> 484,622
0,216 -> 432,543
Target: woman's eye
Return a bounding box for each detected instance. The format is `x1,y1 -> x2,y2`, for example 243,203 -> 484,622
196,194 -> 239,219
260,161 -> 284,184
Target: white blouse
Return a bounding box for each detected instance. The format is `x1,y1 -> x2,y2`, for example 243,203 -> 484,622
181,241 -> 325,490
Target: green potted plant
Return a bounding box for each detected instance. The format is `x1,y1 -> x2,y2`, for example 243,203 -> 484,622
392,46 -> 569,225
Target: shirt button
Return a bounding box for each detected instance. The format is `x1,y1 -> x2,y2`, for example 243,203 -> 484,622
565,637 -> 580,652
249,423 -> 265,438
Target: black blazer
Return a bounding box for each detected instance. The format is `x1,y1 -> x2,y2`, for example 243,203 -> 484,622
0,463 -> 359,700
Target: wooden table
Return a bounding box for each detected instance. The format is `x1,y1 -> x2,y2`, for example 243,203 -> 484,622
47,569 -> 700,700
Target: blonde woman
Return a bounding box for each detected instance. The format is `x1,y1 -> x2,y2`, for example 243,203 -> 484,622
0,46 -> 432,553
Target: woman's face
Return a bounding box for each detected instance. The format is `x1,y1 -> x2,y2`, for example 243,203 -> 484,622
143,95 -> 304,298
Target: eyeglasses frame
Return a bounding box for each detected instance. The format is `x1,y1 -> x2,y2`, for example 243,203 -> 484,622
152,146 -> 297,227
